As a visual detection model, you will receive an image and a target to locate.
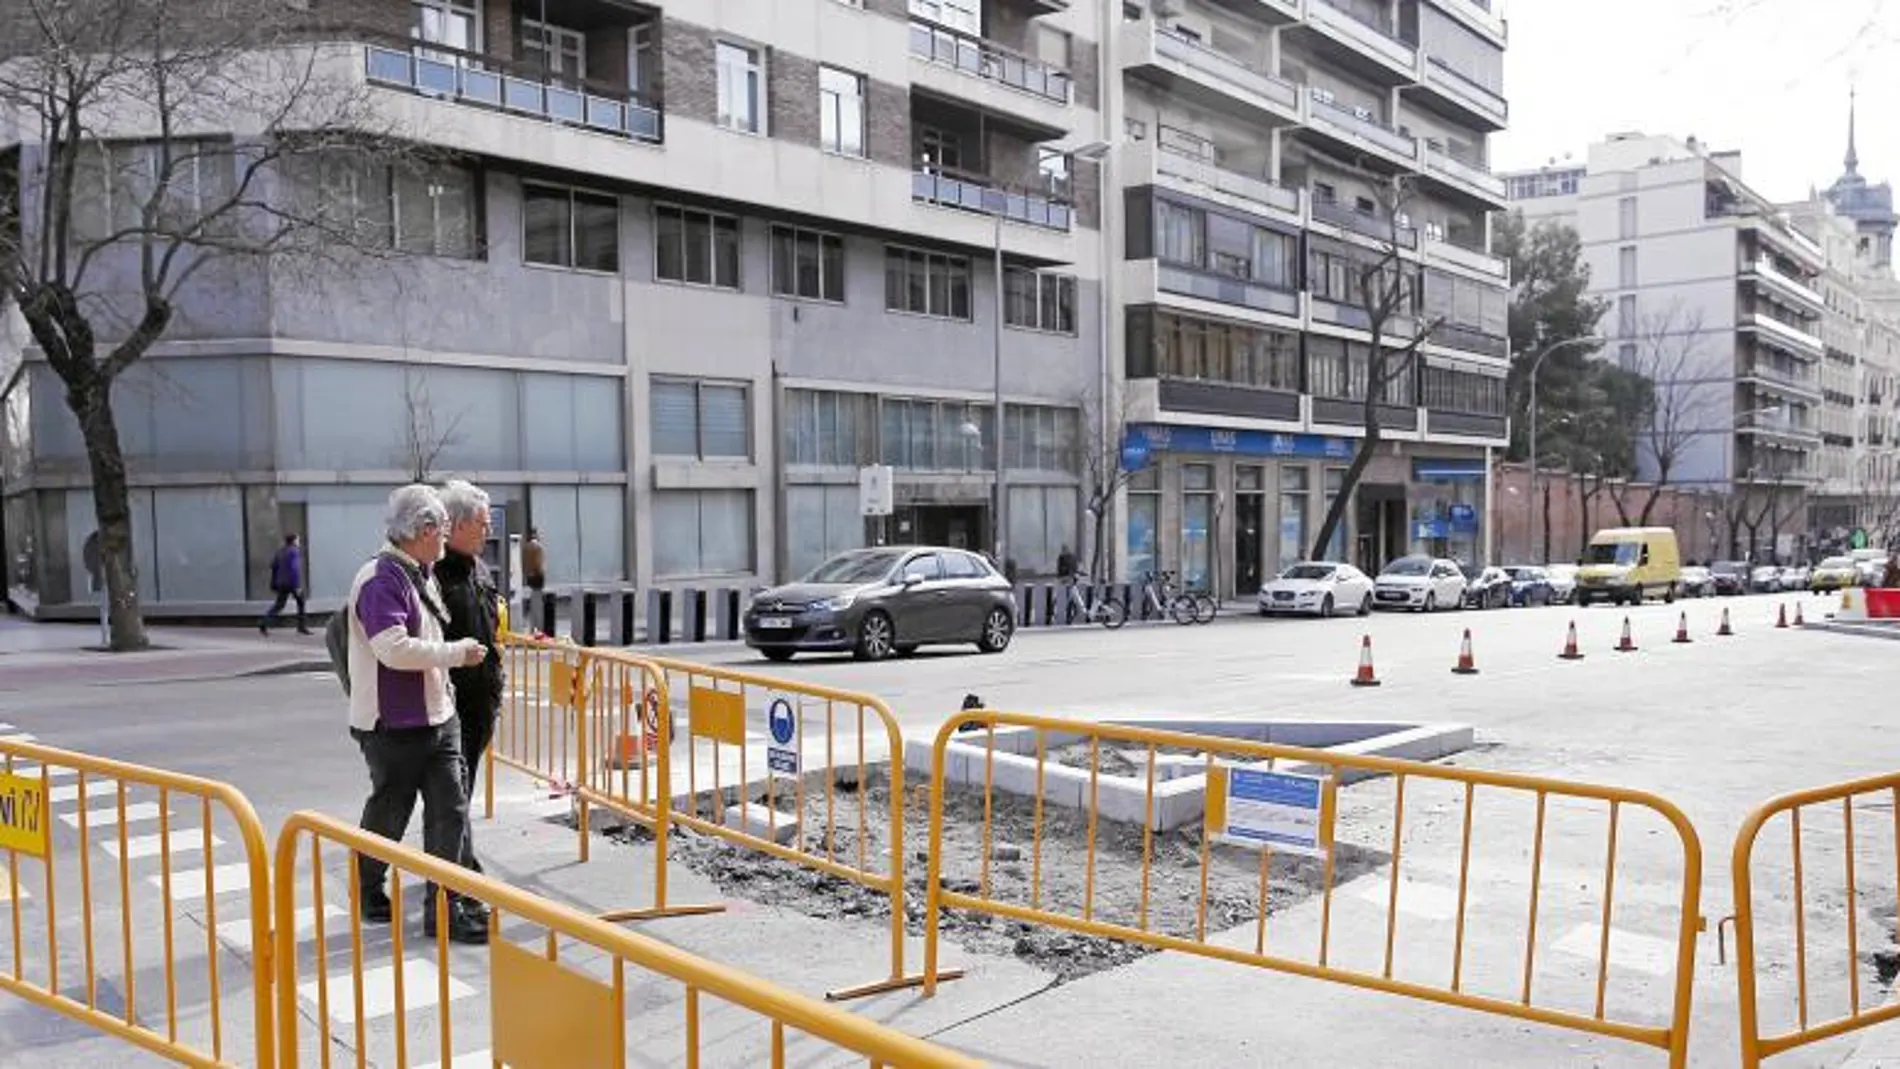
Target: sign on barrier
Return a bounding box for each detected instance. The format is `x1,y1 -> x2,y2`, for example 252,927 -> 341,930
1211,765 -> 1330,857
766,694 -> 799,776
0,770 -> 49,857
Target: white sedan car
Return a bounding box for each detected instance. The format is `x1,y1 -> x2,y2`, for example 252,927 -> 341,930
1257,561 -> 1375,617
1373,555 -> 1470,612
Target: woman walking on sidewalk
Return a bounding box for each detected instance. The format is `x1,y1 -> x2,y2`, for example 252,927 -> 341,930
260,533 -> 310,635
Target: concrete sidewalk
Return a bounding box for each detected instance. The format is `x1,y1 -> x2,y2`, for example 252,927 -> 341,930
0,617 -> 331,690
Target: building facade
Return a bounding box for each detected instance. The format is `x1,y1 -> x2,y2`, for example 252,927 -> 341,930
4,0 -> 1515,616
1505,133 -> 1828,561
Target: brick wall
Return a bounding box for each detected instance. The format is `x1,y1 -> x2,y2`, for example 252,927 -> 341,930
867,79 -> 912,169
1070,37 -> 1100,111
1489,463 -> 1729,565
768,50 -> 822,146
661,17 -> 719,125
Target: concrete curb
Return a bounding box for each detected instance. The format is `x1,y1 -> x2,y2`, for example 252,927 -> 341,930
1804,620 -> 1900,641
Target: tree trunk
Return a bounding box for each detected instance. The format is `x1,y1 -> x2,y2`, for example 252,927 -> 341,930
1087,494 -> 1110,582
70,377 -> 149,651
1310,412 -> 1378,562
1540,477 -> 1553,563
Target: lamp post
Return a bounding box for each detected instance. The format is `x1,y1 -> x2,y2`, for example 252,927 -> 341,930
1524,336 -> 1604,564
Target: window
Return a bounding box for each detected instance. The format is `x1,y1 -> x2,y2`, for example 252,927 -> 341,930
1308,245 -> 1363,304
884,246 -> 972,319
1004,404 -> 1079,472
650,378 -> 751,459
819,66 -> 866,157
1421,269 -> 1507,337
655,206 -> 741,288
1003,268 -> 1077,333
1421,367 -> 1506,415
784,389 -> 866,465
880,397 -> 993,471
1148,311 -> 1299,390
913,0 -> 980,34
1278,467 -> 1310,572
1157,200 -> 1205,266
716,41 -> 764,134
412,0 -> 479,54
70,139 -> 239,242
653,490 -> 753,576
520,18 -> 585,78
1619,245 -> 1637,289
522,183 -> 619,271
1618,196 -> 1637,239
916,124 -> 965,172
297,152 -> 479,259
1617,294 -> 1637,337
770,227 -> 845,302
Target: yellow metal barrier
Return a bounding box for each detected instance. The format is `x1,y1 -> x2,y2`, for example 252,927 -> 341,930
921,712 -> 1705,1067
633,654 -> 963,1001
1732,772 -> 1900,1066
491,631 -> 587,808
0,739 -> 275,1068
272,811 -> 983,1068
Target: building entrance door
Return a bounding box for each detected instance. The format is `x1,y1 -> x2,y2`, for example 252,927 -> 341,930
1234,491 -> 1264,595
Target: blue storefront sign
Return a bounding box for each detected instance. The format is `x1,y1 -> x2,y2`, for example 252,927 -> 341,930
1413,457 -> 1486,482
1414,519 -> 1450,540
1122,424 -> 1355,470
1449,502 -> 1478,533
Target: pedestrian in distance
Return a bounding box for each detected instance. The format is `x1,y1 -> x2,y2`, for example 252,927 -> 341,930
1056,544 -> 1077,581
521,526 -> 547,593
259,533 -> 309,635
434,480 -> 505,871
341,484 -> 491,944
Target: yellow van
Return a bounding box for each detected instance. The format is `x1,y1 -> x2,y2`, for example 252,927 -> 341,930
1574,527 -> 1683,607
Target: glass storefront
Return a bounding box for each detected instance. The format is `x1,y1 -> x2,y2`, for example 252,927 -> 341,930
1278,468 -> 1309,572
1126,467 -> 1159,580
1181,463 -> 1214,590
1409,458 -> 1487,564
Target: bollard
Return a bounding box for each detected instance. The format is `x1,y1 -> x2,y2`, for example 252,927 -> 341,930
715,588 -> 742,640
686,588 -> 709,643
579,589 -> 601,647
537,589 -> 558,636
610,588 -> 637,646
646,588 -> 674,645
1042,584 -> 1059,627
1016,584 -> 1033,627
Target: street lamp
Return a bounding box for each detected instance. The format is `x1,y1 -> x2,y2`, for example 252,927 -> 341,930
1525,336 -> 1605,564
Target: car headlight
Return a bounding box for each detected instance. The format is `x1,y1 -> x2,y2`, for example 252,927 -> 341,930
814,593 -> 856,612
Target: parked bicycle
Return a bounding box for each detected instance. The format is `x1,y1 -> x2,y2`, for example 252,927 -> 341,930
1062,573 -> 1126,629
1137,571 -> 1217,625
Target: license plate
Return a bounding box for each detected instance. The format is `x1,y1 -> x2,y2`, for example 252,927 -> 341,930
755,616 -> 793,630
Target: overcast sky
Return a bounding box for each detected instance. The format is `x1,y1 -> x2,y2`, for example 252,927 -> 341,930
1492,0 -> 1900,201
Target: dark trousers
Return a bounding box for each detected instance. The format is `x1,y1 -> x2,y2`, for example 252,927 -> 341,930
457,705 -> 497,873
262,589 -> 307,631
353,718 -> 473,906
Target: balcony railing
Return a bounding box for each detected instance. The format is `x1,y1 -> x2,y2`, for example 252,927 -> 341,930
1742,257 -> 1824,310
1740,309 -> 1825,356
1422,56 -> 1508,121
1310,197 -> 1418,249
1152,129 -> 1300,216
908,21 -> 1071,104
1742,360 -> 1820,393
1306,92 -> 1418,161
1423,143 -> 1506,199
1737,410 -> 1818,436
363,43 -> 662,143
1432,322 -> 1509,358
1156,263 -> 1301,317
1152,27 -> 1300,113
1424,236 -> 1507,278
912,166 -> 1072,231
1307,0 -> 1418,71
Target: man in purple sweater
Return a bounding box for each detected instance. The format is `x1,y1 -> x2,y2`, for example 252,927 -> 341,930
259,533 -> 309,635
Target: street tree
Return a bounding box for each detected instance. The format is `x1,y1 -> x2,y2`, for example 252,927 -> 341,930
1308,174 -> 1444,561
1,0 -> 430,649
1620,302 -> 1718,525
1495,211 -> 1607,463
398,371 -> 467,483
1073,388 -> 1136,582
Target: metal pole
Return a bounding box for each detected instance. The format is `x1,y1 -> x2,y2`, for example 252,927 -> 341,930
993,212 -> 1006,564
1528,357 -> 1539,562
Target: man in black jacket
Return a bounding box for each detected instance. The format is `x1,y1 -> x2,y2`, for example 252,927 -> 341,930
435,481 -> 505,844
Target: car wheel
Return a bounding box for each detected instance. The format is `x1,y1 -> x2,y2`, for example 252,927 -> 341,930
978,607 -> 1014,653
1359,593 -> 1373,616
1320,594 -> 1335,618
760,649 -> 795,663
1425,592 -> 1437,613
854,611 -> 895,661
1663,583 -> 1676,604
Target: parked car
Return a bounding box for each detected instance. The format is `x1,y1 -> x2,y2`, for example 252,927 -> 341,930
1679,565 -> 1714,598
1749,565 -> 1783,594
1503,566 -> 1556,607
1462,565 -> 1514,610
1779,565 -> 1812,592
1575,527 -> 1682,606
744,546 -> 1015,662
1851,548 -> 1889,586
1258,561 -> 1374,617
1543,563 -> 1579,605
1373,555 -> 1469,612
1812,556 -> 1861,592
1709,561 -> 1750,596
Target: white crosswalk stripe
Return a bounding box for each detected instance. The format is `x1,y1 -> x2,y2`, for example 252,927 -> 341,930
299,958 -> 477,1026
102,831 -> 224,861
61,802 -> 169,829
418,1051 -> 493,1069
156,863 -> 253,901
218,905 -> 342,945
8,765 -> 79,781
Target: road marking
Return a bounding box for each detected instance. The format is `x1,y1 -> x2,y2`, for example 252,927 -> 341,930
1551,923 -> 1677,977
218,905 -> 342,945
103,832 -> 224,861
45,783 -> 83,804
155,863 -> 253,901
1352,877 -> 1470,922
0,881 -> 28,903
0,733 -> 38,745
418,1051 -> 492,1069
299,958 -> 476,1026
61,803 -> 169,829
8,766 -> 79,781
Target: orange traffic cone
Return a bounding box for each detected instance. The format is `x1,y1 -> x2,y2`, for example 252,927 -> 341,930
1776,603 -> 1789,629
1350,635 -> 1382,688
1672,611 -> 1693,644
1615,616 -> 1638,653
1558,621 -> 1586,661
1794,602 -> 1806,627
1717,607 -> 1734,636
1452,629 -> 1480,675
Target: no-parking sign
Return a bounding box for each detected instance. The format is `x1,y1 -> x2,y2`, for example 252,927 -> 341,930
765,694 -> 799,775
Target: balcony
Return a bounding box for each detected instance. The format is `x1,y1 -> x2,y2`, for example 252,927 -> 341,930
1302,91 -> 1419,170
1713,199 -> 1826,273
1737,310 -> 1825,360
1739,360 -> 1822,401
1419,142 -> 1506,206
1423,236 -> 1507,280
1430,322 -> 1509,359
1123,20 -> 1302,127
363,42 -> 662,142
1736,409 -> 1820,441
1131,132 -> 1301,222
1740,257 -> 1824,316
1309,197 -> 1418,249
1431,0 -> 1508,46
1417,56 -> 1508,132
1302,0 -> 1420,83
912,166 -> 1072,231
908,20 -> 1073,138
1123,258 -> 1303,324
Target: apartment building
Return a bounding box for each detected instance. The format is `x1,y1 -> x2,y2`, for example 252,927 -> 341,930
1110,0 -> 1512,590
1506,133 -> 1828,559
2,0 -> 1113,614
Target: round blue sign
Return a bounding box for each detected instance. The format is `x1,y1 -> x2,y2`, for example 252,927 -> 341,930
767,698 -> 796,746
1120,434 -> 1150,473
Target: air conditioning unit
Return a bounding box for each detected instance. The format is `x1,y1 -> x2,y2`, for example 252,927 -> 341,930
1351,105 -> 1374,121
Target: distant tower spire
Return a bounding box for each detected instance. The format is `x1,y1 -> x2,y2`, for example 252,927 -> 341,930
1846,86 -> 1861,176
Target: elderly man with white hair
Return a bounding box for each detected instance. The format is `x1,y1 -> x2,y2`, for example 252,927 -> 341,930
434,480 -> 505,852
344,483 -> 490,944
